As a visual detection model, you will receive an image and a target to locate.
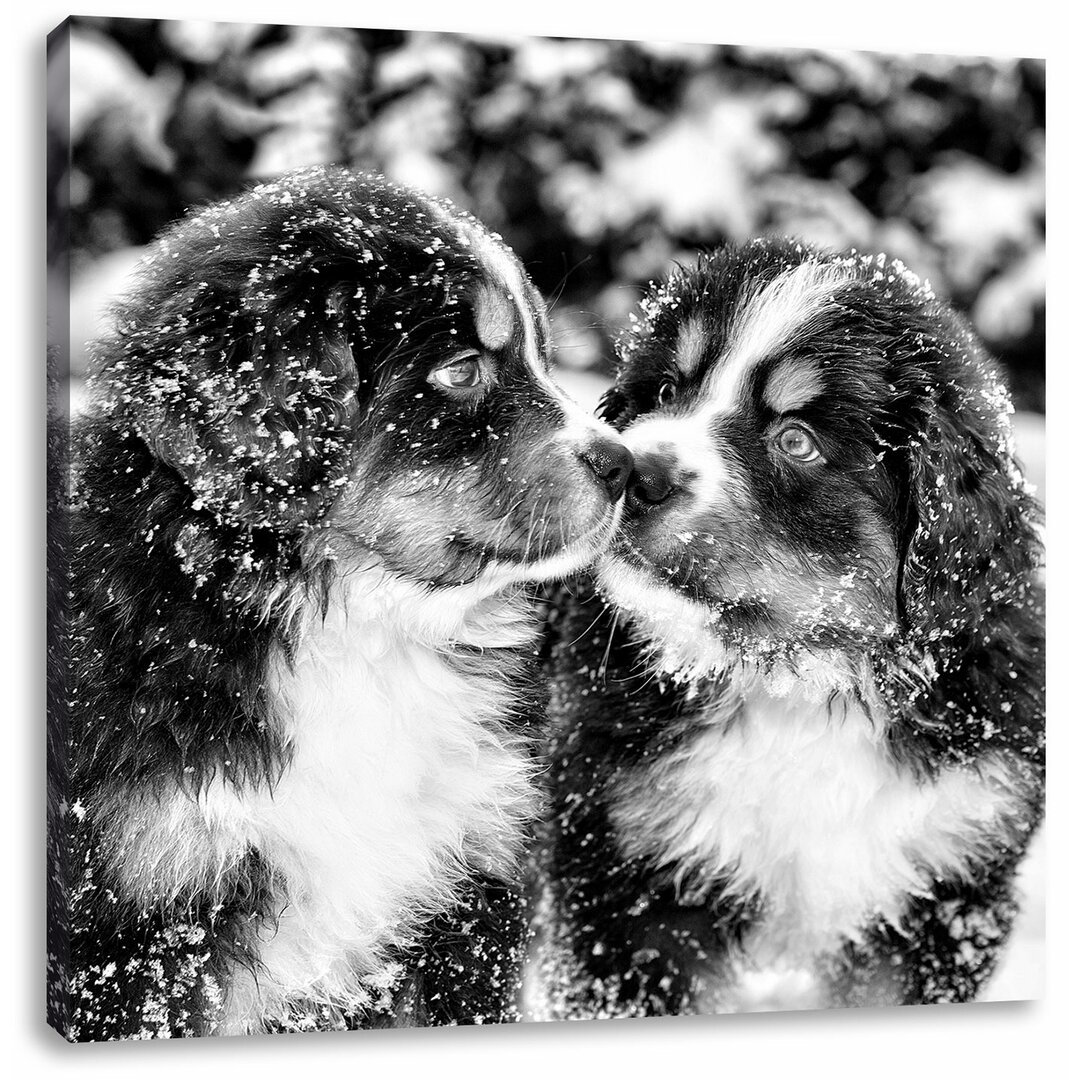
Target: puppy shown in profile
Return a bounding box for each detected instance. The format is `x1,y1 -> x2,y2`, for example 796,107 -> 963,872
61,167 -> 631,1039
540,239 -> 1044,1016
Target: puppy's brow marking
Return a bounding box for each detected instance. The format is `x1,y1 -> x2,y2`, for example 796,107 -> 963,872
763,358 -> 826,413
674,315 -> 708,376
473,282 -> 516,352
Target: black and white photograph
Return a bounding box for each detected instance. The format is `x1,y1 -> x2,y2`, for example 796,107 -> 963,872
40,4 -> 1055,1061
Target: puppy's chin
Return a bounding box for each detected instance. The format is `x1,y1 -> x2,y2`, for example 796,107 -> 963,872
475,502 -> 623,592
412,505 -> 624,648
315,511 -> 624,653
596,552 -> 734,682
596,552 -> 881,695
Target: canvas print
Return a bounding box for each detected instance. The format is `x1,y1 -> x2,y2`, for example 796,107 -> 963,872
46,18 -> 1046,1040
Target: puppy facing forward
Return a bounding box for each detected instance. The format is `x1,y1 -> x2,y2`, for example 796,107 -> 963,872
62,167 -> 631,1039
539,238 -> 1044,1016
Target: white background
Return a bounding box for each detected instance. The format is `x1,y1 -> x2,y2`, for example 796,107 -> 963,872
7,1 -> 1077,1076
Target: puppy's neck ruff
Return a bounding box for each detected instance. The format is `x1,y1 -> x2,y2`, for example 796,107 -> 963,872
609,661 -> 1027,1010
124,561 -> 541,1032
597,540 -> 1027,1007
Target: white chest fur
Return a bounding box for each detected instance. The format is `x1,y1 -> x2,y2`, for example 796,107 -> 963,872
173,575 -> 537,1031
610,681 -> 1023,997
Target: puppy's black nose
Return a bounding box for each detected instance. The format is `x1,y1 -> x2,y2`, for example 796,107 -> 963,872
626,448 -> 679,515
579,435 -> 633,502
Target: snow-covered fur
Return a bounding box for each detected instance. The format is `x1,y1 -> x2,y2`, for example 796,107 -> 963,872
537,239 -> 1044,1017
57,167 -> 630,1040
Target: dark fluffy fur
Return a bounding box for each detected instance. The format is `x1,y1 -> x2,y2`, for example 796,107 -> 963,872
537,239 -> 1044,1016
54,167 -> 628,1039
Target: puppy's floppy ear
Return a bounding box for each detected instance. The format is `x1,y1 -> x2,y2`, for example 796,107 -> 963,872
895,363 -> 1041,645
101,274 -> 363,533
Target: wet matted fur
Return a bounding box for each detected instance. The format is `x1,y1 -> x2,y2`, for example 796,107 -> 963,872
55,166 -> 630,1039
536,238 -> 1044,1017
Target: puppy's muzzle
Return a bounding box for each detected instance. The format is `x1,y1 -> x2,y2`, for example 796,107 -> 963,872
578,435 -> 633,503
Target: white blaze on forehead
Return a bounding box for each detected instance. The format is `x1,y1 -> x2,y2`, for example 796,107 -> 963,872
705,260 -> 844,414
674,314 -> 708,376
615,262 -> 843,528
763,357 -> 826,414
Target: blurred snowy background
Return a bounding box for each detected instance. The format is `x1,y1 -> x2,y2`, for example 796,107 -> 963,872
47,17 -> 1045,1006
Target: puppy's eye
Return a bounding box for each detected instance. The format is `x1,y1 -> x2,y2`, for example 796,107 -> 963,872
431,351 -> 482,390
657,381 -> 677,406
776,425 -> 822,462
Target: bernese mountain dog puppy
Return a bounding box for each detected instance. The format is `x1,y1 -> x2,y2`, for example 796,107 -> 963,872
538,238 -> 1044,1017
60,166 -> 631,1039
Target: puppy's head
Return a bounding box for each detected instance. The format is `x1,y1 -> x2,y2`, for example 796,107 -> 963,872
90,167 -> 629,602
597,239 -> 1041,680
